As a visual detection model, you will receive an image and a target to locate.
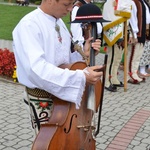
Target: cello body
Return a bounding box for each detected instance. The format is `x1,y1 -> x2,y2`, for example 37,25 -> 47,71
32,61 -> 102,150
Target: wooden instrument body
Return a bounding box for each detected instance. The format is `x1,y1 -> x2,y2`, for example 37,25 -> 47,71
32,61 -> 102,150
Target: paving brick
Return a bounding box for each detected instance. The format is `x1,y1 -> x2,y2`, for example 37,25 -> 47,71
123,124 -> 141,130
106,143 -> 127,150
118,130 -> 137,137
116,132 -> 134,140
114,136 -> 131,143
121,127 -> 138,133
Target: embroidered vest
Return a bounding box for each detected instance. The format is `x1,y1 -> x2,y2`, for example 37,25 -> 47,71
144,0 -> 150,40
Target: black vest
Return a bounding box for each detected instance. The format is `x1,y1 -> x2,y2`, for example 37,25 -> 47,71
133,0 -> 146,43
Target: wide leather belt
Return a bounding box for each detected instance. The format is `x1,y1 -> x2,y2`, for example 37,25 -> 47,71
26,87 -> 54,98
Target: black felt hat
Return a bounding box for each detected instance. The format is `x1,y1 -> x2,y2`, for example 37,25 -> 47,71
71,3 -> 110,23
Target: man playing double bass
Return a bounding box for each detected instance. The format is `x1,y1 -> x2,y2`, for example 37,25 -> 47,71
12,0 -> 105,148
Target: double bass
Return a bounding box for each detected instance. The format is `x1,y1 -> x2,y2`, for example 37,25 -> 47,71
31,22 -> 107,150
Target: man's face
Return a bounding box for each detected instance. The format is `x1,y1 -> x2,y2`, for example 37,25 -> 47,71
51,0 -> 75,18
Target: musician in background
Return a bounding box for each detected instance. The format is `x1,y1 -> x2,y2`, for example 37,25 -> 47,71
12,0 -> 103,135
127,0 -> 149,83
102,0 -> 125,92
70,0 -> 102,46
138,0 -> 150,77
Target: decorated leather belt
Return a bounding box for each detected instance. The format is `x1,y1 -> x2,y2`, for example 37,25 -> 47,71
26,87 -> 54,99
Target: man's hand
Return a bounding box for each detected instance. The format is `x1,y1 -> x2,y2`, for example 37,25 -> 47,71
128,37 -> 138,45
83,65 -> 103,85
128,37 -> 134,44
84,37 -> 101,57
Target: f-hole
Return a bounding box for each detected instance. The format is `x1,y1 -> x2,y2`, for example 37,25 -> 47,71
64,114 -> 77,133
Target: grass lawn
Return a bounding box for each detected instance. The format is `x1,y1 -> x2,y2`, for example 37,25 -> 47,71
0,2 -> 104,40
0,4 -> 36,40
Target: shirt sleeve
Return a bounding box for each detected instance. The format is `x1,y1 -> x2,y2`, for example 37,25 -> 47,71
97,23 -> 103,38
129,1 -> 139,38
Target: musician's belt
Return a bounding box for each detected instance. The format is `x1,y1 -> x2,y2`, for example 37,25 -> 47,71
26,87 -> 54,99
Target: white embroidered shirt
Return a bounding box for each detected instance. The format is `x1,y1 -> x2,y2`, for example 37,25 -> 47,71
12,8 -> 86,108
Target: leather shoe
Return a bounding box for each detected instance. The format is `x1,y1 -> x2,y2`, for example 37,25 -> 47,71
105,84 -> 117,92
127,79 -> 140,84
139,77 -> 146,82
113,81 -> 124,87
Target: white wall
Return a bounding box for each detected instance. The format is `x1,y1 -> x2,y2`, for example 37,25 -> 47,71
0,39 -> 13,52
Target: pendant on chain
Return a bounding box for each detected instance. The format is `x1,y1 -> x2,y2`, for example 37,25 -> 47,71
55,24 -> 62,43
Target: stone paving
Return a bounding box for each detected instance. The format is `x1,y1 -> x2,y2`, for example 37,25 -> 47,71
0,78 -> 34,150
0,53 -> 150,150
